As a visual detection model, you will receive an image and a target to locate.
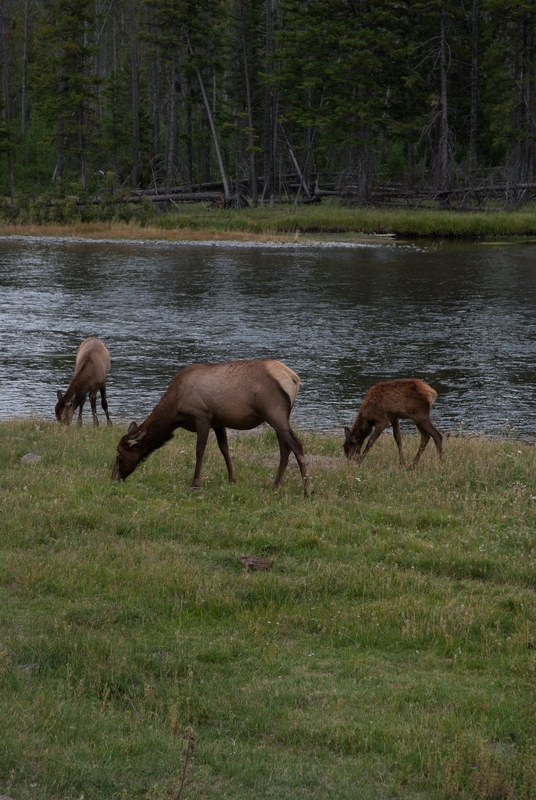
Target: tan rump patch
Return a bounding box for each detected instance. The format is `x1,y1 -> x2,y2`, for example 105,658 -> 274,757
425,388 -> 438,406
265,360 -> 301,404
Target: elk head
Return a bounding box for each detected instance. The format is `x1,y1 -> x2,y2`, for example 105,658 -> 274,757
343,419 -> 373,461
55,390 -> 75,425
112,421 -> 147,481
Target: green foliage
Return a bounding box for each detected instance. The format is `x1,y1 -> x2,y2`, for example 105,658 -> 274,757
275,1 -> 407,150
2,1 -> 536,201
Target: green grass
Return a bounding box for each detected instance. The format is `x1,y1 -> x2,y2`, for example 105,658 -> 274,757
1,420 -> 536,799
148,202 -> 536,239
3,201 -> 536,239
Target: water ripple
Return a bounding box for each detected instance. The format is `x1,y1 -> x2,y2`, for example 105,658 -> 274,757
1,237 -> 536,438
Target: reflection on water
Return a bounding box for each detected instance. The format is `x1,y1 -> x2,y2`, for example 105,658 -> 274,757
1,236 -> 536,438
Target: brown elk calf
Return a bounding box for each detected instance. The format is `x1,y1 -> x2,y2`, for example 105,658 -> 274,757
343,379 -> 443,467
55,337 -> 112,426
112,359 -> 310,496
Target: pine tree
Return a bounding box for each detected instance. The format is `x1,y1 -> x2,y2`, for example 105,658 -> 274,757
37,0 -> 101,192
275,0 -> 408,201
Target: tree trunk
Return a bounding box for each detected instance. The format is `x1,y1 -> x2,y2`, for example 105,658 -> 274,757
0,2 -> 14,202
406,140 -> 414,188
165,51 -> 179,192
525,11 -> 536,181
201,112 -> 211,183
469,0 -> 478,184
263,0 -> 278,206
439,4 -> 450,190
21,0 -> 29,139
149,54 -> 160,165
130,0 -> 140,188
187,34 -> 230,202
78,116 -> 88,194
185,82 -> 193,189
304,88 -> 312,189
511,15 -> 524,181
54,109 -> 64,185
240,0 -> 258,206
351,129 -> 374,204
195,66 -> 230,201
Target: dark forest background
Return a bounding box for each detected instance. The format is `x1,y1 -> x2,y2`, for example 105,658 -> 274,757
0,0 -> 535,210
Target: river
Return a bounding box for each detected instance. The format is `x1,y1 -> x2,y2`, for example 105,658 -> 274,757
1,235 -> 536,438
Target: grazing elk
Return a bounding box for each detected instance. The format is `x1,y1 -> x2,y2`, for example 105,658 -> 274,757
343,379 -> 443,467
55,337 -> 112,426
112,359 -> 310,496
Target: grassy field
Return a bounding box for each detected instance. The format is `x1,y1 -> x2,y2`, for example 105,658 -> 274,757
2,201 -> 536,241
1,419 -> 536,799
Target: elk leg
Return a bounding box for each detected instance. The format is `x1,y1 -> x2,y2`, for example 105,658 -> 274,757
190,419 -> 211,488
392,418 -> 406,466
414,419 -> 443,464
429,422 -> 443,461
89,390 -> 99,426
356,420 -> 389,465
272,425 -> 310,497
76,395 -> 87,426
100,385 -> 112,426
214,426 -> 236,483
413,423 -> 431,466
273,435 -> 291,490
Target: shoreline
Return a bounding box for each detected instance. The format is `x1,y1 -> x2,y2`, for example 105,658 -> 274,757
0,225 -> 399,249
0,232 -> 397,249
3,205 -> 536,242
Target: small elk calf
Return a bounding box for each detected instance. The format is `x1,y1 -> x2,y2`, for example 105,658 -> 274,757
343,378 -> 443,467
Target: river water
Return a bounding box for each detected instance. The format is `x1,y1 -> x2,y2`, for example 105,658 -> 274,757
1,235 -> 536,438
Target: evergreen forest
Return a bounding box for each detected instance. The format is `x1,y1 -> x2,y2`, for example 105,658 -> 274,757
1,0 -> 536,214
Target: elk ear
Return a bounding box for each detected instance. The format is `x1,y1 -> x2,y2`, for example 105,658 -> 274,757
57,390 -> 63,401
127,421 -> 138,435
127,429 -> 147,447
344,426 -> 351,440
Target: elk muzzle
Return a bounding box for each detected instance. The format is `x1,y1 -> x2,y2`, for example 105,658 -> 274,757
111,457 -> 123,481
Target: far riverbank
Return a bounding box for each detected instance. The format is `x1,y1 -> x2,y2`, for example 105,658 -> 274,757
2,202 -> 536,242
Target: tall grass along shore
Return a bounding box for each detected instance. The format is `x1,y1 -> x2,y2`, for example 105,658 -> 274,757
1,420 -> 535,799
2,202 -> 536,242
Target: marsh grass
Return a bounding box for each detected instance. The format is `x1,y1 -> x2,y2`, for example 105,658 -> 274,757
1,420 -> 536,799
2,202 -> 536,241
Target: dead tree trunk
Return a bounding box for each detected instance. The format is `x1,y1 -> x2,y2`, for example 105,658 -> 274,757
187,34 -> 230,203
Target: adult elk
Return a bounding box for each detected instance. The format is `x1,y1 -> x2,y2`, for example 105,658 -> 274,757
343,379 -> 443,467
112,359 -> 310,496
55,337 -> 112,426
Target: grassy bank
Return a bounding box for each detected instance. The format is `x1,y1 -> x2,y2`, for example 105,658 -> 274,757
2,202 -> 536,241
1,420 -> 536,799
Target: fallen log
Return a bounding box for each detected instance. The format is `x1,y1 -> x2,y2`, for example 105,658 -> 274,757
75,191 -> 224,206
